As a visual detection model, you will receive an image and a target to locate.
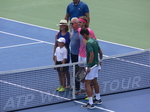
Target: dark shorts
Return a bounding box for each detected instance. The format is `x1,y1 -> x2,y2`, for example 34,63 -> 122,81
71,53 -> 78,63
56,61 -> 69,72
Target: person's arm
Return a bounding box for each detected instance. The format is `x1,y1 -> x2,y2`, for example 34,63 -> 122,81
64,13 -> 70,22
65,4 -> 70,22
87,51 -> 94,73
99,49 -> 103,66
54,56 -> 57,65
54,50 -> 57,70
88,51 -> 94,65
62,47 -> 67,64
85,13 -> 90,24
61,59 -> 67,64
60,48 -> 67,71
53,33 -> 58,61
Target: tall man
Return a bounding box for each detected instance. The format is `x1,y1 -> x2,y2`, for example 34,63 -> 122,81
70,17 -> 80,90
65,0 -> 90,24
80,28 -> 103,109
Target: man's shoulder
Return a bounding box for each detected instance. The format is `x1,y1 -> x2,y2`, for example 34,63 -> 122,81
86,38 -> 93,45
80,1 -> 87,5
88,38 -> 95,42
87,38 -> 97,45
68,2 -> 74,6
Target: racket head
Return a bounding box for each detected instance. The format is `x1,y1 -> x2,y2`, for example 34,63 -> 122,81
75,69 -> 86,82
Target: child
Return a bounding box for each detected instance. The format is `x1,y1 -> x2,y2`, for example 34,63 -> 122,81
54,38 -> 68,92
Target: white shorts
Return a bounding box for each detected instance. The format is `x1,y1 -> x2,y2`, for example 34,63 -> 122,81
85,66 -> 98,80
78,56 -> 86,67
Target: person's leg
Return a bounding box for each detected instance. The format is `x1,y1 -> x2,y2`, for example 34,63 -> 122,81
85,80 -> 93,99
92,78 -> 102,104
81,79 -> 94,109
58,71 -> 66,92
65,70 -> 70,88
71,54 -> 80,90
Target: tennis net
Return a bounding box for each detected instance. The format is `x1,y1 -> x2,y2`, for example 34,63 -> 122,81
0,49 -> 149,112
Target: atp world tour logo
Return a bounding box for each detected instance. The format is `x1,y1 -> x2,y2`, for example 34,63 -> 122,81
3,90 -> 72,111
101,76 -> 141,93
2,76 -> 141,111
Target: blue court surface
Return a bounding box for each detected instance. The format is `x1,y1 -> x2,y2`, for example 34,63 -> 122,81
0,17 -> 149,112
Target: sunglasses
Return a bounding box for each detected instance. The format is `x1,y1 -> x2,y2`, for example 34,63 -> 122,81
70,23 -> 74,25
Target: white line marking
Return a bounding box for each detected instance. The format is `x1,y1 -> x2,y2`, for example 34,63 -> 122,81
0,79 -> 115,112
0,17 -> 143,50
0,31 -> 54,45
113,57 -> 150,67
97,39 -> 144,50
1,30 -> 148,68
0,17 -> 57,32
0,80 -> 70,100
0,42 -> 42,49
74,100 -> 115,112
104,53 -> 149,67
1,23 -> 148,69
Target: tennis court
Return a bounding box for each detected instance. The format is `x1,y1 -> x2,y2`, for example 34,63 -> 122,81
0,0 -> 150,112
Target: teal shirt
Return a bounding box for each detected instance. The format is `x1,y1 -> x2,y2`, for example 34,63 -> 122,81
86,38 -> 100,67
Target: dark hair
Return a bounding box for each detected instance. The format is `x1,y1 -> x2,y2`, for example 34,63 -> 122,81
59,25 -> 69,32
80,28 -> 89,35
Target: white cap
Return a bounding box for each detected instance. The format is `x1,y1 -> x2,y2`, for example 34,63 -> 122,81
57,37 -> 66,43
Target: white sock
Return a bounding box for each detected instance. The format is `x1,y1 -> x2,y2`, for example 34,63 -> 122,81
96,93 -> 101,100
88,97 -> 93,105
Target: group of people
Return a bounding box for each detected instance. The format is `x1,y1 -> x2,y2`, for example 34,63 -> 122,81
53,0 -> 103,109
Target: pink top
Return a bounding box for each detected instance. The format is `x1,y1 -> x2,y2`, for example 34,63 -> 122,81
78,28 -> 97,57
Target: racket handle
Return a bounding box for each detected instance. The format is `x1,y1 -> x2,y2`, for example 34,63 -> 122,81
86,64 -> 97,71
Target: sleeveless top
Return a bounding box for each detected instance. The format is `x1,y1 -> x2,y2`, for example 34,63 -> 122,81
57,31 -> 70,63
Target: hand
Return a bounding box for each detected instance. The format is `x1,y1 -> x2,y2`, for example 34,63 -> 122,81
86,67 -> 91,74
99,61 -> 102,66
53,56 -> 55,61
60,67 -> 63,71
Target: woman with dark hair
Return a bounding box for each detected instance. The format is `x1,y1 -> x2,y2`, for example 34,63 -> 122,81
53,20 -> 71,91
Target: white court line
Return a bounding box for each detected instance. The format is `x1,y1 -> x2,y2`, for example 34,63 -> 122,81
104,54 -> 150,68
0,17 -> 143,50
0,31 -> 54,46
97,39 -> 143,50
0,79 -> 115,112
0,17 -> 57,32
114,57 -> 150,67
1,29 -> 148,68
0,42 -> 42,49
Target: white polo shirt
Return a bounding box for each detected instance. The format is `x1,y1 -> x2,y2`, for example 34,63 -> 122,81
54,46 -> 67,61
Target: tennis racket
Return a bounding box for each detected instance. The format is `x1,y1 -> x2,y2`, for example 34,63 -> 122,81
75,64 -> 97,82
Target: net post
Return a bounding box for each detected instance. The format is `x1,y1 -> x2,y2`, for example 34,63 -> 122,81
72,64 -> 76,99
